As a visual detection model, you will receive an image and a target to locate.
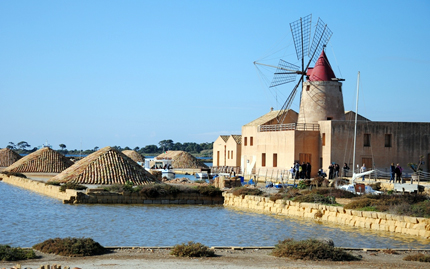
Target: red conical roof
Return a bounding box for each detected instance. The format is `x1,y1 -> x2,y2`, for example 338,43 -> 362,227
306,50 -> 336,81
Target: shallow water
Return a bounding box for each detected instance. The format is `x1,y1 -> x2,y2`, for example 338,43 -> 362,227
1,182 -> 429,248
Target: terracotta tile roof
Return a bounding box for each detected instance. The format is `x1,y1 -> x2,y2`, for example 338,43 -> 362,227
230,135 -> 242,145
220,135 -> 229,142
49,146 -> 158,185
244,110 -> 290,126
3,147 -> 73,173
0,148 -> 22,167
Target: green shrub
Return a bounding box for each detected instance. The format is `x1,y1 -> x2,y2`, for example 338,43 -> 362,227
0,245 -> 37,261
344,198 -> 373,210
293,193 -> 335,205
45,181 -> 61,186
196,185 -> 222,196
170,241 -> 215,257
297,180 -> 308,189
403,253 -> 430,262
139,184 -> 180,198
194,179 -> 206,184
0,171 -> 27,178
33,237 -> 107,257
272,238 -> 360,261
59,182 -> 87,192
231,187 -> 263,196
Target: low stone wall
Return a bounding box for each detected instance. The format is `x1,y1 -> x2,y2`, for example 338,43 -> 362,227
1,174 -> 77,202
0,175 -> 223,205
223,192 -> 430,239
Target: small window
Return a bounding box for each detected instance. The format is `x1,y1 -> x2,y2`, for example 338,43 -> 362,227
339,86 -> 342,92
250,137 -> 254,146
227,151 -> 230,159
322,133 -> 326,146
364,134 -> 371,147
385,134 -> 392,147
231,150 -> 233,158
262,153 -> 266,167
327,117 -> 333,120
244,137 -> 247,146
273,153 -> 277,168
306,85 -> 310,91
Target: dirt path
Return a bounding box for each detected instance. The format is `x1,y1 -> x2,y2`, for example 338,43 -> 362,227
1,248 -> 429,269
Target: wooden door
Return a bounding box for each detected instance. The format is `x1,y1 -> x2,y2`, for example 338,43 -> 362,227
361,157 -> 373,170
299,153 -> 311,164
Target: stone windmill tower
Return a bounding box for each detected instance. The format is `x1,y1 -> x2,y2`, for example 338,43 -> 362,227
297,50 -> 345,124
254,14 -> 345,126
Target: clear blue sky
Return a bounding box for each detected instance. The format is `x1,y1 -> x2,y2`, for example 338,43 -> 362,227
1,0 -> 429,150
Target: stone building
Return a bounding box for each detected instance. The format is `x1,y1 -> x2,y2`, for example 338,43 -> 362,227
213,50 -> 430,178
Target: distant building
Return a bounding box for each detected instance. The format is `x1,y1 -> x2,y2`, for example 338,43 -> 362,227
213,50 -> 430,178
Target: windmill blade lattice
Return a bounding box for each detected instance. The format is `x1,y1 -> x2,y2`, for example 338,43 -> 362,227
290,14 -> 312,62
270,59 -> 300,88
309,18 -> 333,64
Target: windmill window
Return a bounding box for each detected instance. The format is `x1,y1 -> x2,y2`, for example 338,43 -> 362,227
327,117 -> 333,120
339,86 -> 342,92
385,134 -> 392,147
262,153 -> 266,167
322,133 -> 326,146
364,134 -> 371,147
244,137 -> 247,146
273,153 -> 277,167
250,137 -> 254,146
306,85 -> 310,91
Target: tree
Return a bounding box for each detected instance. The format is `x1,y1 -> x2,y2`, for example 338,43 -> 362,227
17,141 -> 31,150
94,146 -> 99,152
7,142 -> 16,150
59,144 -> 67,151
133,146 -> 140,151
159,140 -> 174,151
143,145 -> 159,153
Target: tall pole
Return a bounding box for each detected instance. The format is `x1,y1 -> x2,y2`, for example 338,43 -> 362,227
352,71 -> 360,183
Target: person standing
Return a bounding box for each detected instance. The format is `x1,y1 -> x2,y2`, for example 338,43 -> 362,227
294,162 -> 300,179
360,163 -> 366,181
328,164 -> 334,179
389,163 -> 395,183
395,163 -> 402,183
342,163 -> 350,177
306,162 -> 311,179
300,162 -> 306,179
334,163 -> 340,178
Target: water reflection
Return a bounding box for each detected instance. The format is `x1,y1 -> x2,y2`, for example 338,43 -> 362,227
1,182 -> 429,248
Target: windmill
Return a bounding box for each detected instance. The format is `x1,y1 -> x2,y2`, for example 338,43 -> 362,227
254,14 -> 333,123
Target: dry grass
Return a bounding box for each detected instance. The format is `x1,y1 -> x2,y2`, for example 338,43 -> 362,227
33,237 -> 107,257
403,253 -> 430,262
271,238 -> 360,261
170,242 -> 215,257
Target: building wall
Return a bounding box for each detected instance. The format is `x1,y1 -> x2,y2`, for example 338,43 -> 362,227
213,136 -> 227,167
294,130 -> 320,176
226,136 -> 241,167
320,121 -> 430,173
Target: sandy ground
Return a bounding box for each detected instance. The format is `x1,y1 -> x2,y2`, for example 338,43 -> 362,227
1,248 -> 430,269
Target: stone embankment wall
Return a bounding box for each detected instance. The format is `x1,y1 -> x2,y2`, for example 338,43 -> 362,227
1,174 -> 78,202
223,193 -> 430,239
0,175 -> 223,205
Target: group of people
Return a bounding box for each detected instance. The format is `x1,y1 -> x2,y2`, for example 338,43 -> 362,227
290,162 -> 312,179
389,163 -> 403,183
